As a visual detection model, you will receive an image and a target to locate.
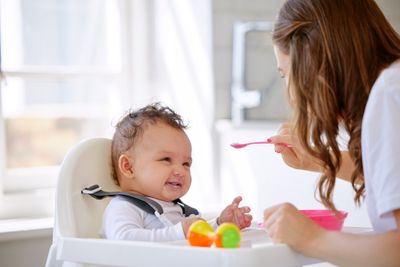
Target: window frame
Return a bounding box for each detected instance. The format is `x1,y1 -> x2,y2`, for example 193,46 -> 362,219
0,0 -> 137,219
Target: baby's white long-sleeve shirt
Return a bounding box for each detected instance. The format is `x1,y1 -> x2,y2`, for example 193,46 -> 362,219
101,196 -> 217,241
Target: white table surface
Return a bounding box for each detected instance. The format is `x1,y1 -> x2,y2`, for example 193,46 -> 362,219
57,226 -> 372,267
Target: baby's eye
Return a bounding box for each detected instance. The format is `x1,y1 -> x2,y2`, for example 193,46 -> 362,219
160,157 -> 171,162
183,161 -> 192,168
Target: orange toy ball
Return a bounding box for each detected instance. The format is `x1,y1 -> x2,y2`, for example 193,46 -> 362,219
214,223 -> 241,248
187,220 -> 215,247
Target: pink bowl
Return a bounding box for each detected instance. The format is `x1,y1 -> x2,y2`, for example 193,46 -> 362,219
300,209 -> 348,231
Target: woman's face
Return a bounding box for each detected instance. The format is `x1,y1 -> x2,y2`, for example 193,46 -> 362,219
273,45 -> 290,85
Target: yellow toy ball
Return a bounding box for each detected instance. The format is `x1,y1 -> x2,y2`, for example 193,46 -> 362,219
214,223 -> 241,248
187,220 -> 214,247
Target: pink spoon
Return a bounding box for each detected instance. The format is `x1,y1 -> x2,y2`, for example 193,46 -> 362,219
230,140 -> 292,149
230,141 -> 270,148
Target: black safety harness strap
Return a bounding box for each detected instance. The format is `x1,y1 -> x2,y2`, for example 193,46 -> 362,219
81,184 -> 199,217
173,199 -> 200,217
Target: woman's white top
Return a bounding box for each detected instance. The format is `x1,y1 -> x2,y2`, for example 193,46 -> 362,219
362,60 -> 400,232
101,196 -> 217,241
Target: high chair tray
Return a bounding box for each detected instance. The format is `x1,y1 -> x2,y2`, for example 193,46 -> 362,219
57,227 -> 371,267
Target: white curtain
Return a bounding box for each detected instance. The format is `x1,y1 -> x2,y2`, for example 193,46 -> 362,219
124,0 -> 217,210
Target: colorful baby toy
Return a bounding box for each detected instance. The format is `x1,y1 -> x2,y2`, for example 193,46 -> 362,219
187,220 -> 241,248
214,223 -> 241,248
187,220 -> 215,247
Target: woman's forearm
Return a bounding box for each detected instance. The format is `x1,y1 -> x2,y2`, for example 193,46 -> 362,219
308,211 -> 400,267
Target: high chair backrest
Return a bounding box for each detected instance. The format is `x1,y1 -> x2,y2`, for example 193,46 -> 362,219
54,138 -> 120,240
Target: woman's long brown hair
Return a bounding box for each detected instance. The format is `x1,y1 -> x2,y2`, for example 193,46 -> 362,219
272,0 -> 400,210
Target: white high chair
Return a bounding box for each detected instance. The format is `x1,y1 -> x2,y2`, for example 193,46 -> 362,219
45,138 -> 326,267
45,137 -> 120,267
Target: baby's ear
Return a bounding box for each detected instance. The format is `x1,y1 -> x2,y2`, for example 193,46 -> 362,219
118,154 -> 135,179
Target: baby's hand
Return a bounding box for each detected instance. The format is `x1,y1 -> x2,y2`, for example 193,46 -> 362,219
217,196 -> 252,229
181,217 -> 203,237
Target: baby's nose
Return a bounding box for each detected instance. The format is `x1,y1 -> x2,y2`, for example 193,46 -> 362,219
172,166 -> 185,177
173,169 -> 183,177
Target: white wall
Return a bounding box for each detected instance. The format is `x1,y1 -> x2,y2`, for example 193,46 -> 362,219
212,0 -> 400,120
0,231 -> 52,267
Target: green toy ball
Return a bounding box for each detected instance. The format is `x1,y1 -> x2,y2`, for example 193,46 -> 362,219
214,223 -> 241,248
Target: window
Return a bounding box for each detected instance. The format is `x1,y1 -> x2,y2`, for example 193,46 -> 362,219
0,0 -> 126,212
0,0 -> 216,218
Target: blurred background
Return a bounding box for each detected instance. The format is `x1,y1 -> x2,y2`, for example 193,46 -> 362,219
0,0 -> 399,266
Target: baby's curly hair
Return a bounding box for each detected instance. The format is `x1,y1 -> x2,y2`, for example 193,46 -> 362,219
111,102 -> 188,185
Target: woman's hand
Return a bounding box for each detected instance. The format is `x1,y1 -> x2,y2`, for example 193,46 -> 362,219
217,196 -> 252,229
268,123 -> 321,172
263,203 -> 325,253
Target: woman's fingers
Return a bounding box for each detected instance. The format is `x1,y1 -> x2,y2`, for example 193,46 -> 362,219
277,122 -> 292,135
268,134 -> 293,146
263,203 -> 281,219
263,203 -> 284,228
263,203 -> 300,243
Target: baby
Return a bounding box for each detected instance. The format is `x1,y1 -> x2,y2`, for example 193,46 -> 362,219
101,103 -> 252,241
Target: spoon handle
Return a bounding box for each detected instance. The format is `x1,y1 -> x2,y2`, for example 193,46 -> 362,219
245,141 -> 269,145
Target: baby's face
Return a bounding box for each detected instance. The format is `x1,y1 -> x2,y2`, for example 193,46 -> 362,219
125,122 -> 192,202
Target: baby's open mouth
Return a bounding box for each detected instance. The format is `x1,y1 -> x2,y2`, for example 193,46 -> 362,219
165,181 -> 182,188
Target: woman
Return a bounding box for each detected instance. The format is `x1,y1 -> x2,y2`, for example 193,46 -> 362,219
264,0 -> 400,266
